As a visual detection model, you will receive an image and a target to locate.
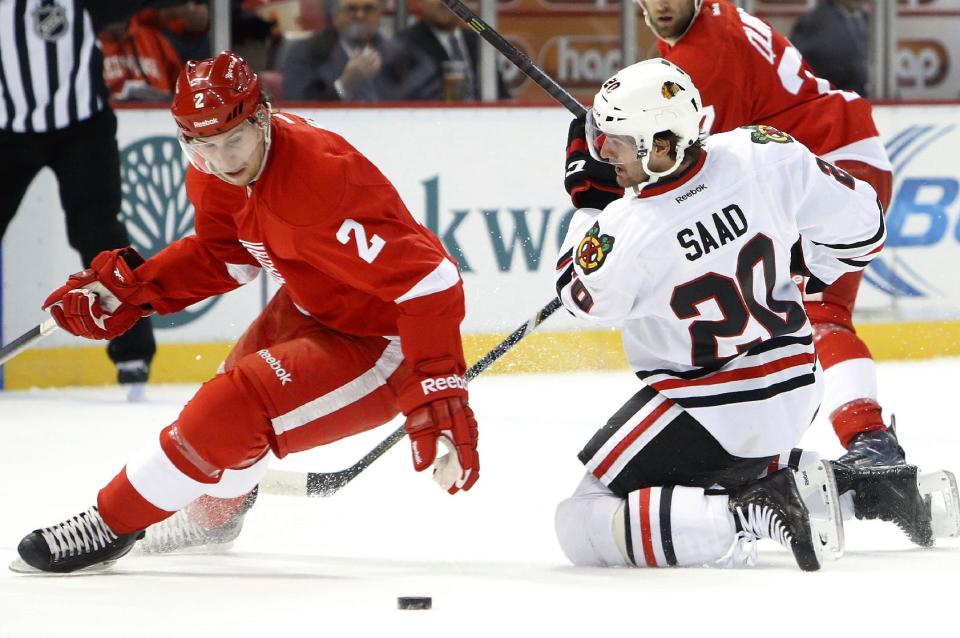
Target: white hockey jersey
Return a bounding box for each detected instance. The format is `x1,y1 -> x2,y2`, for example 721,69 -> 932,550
556,126 -> 886,457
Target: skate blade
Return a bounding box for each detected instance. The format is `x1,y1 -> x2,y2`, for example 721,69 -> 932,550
134,541 -> 235,556
795,460 -> 845,562
8,558 -> 119,575
919,470 -> 960,539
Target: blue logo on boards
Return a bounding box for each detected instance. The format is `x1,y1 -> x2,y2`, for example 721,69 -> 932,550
866,124 -> 959,298
119,136 -> 219,328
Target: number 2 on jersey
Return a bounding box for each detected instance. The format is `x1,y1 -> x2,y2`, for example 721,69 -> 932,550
336,219 -> 385,264
670,234 -> 805,367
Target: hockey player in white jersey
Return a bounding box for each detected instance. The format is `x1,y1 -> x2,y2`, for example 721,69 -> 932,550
552,59 -> 949,571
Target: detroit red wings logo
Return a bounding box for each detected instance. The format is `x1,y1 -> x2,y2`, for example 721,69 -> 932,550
576,222 -> 615,274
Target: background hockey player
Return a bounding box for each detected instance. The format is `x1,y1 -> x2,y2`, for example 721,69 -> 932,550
564,0 -> 899,468
553,59 -> 910,571
13,51 -> 479,574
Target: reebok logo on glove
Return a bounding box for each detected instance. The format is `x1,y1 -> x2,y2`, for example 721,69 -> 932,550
420,375 -> 467,395
257,349 -> 293,385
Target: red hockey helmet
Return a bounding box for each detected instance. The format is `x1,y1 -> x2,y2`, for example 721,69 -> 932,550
171,51 -> 261,138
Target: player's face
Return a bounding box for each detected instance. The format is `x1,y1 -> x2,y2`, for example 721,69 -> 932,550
601,137 -> 675,187
641,0 -> 697,39
187,119 -> 266,186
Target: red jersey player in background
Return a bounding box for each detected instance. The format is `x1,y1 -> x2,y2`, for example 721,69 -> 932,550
564,0 -> 900,469
13,52 -> 479,574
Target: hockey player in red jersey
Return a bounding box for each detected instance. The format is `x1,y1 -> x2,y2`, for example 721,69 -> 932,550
554,59 -> 949,572
565,0 -> 899,467
13,51 -> 479,573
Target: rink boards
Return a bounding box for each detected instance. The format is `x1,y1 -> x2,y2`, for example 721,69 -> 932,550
2,103 -> 960,388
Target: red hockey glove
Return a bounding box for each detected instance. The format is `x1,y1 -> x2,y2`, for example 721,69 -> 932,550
404,397 -> 479,495
564,116 -> 624,210
42,248 -> 149,340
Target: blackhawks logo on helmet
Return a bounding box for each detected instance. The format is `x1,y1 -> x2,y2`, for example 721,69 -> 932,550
661,81 -> 684,99
745,124 -> 794,144
576,222 -> 615,274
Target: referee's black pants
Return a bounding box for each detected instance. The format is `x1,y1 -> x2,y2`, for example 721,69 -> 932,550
0,109 -> 156,368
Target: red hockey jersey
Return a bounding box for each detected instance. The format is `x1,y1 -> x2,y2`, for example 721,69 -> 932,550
657,0 -> 889,168
128,113 -> 466,412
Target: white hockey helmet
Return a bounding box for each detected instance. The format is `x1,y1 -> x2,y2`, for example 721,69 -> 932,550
585,58 -> 703,178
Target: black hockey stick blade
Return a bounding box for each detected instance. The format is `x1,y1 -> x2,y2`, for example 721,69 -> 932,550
259,297 -> 563,497
439,0 -> 587,118
0,318 -> 59,367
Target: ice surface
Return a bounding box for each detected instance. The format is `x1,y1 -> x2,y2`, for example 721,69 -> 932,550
2,362 -> 958,636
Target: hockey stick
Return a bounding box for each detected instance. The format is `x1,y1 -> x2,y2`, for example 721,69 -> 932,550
259,296 -> 563,497
440,0 -> 587,118
259,2 -> 584,498
0,318 -> 59,367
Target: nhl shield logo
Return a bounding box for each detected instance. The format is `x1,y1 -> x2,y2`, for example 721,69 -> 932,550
576,222 -> 615,274
33,0 -> 69,42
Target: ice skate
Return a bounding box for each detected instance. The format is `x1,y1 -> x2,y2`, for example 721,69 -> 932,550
136,488 -> 257,555
831,461 -> 933,547
838,419 -> 906,469
11,506 -> 143,574
792,461 -> 844,561
116,359 -> 150,402
728,468 -> 825,571
919,470 -> 960,539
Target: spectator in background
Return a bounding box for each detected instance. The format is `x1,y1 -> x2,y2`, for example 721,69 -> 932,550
790,0 -> 872,97
400,0 -> 511,102
0,0 -> 156,400
281,0 -> 439,101
156,1 -> 212,64
101,11 -> 184,102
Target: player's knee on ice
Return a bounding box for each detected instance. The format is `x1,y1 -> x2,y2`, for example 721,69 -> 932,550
555,474 -> 630,567
556,474 -> 741,568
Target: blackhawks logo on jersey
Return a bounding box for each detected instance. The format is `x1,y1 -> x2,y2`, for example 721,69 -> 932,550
745,124 -> 794,144
576,222 -> 615,274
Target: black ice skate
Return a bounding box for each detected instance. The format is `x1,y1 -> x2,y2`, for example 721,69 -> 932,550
11,506 -> 144,574
728,469 -> 822,571
838,420 -> 906,468
116,359 -> 150,402
136,487 -> 257,555
831,461 -> 934,547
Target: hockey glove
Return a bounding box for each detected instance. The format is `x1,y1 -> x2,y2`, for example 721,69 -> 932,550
404,396 -> 479,494
564,116 -> 624,210
42,248 -> 150,340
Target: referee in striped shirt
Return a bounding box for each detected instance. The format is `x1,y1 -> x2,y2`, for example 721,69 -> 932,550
0,0 -> 156,398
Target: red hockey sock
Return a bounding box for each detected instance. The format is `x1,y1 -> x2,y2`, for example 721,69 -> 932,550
184,492 -> 255,529
98,468 -> 174,534
830,398 -> 886,448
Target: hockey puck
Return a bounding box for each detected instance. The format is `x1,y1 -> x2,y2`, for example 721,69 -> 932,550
397,596 -> 432,610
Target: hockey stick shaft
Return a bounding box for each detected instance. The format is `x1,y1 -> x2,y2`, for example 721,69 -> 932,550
440,0 -> 587,118
0,318 -> 59,367
259,297 -> 563,497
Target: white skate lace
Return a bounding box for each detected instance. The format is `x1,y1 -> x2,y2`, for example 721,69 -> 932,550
39,507 -> 118,561
139,510 -> 207,553
138,510 -> 241,554
719,504 -> 793,568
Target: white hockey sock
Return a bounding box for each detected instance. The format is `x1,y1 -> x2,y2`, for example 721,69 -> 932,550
619,486 -> 736,567
822,358 -> 879,417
